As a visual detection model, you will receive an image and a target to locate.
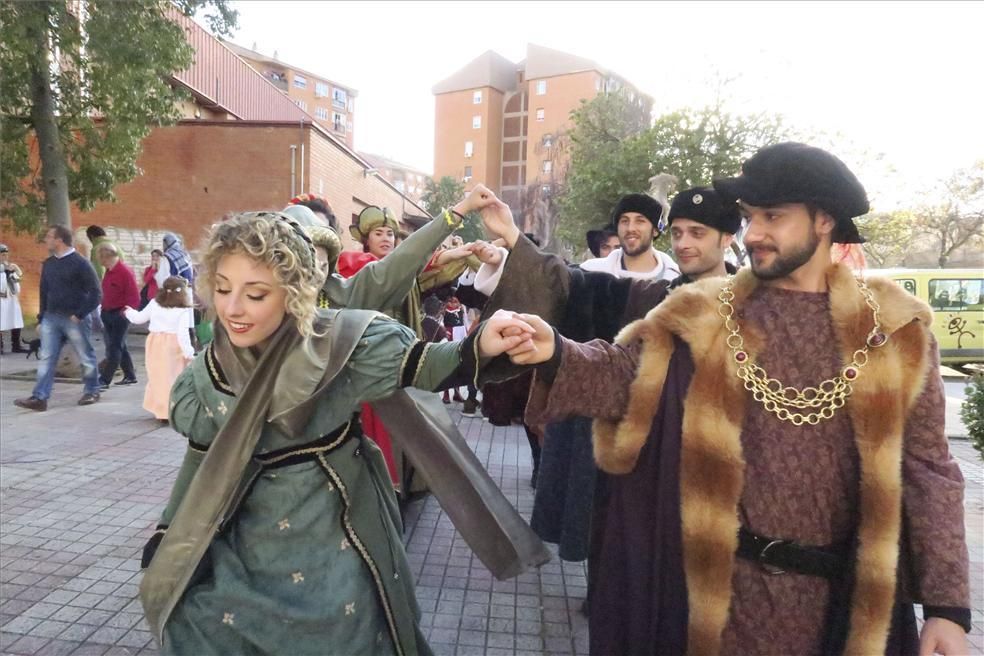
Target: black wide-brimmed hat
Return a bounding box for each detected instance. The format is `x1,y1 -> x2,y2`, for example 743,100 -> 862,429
667,187 -> 742,234
713,142 -> 868,243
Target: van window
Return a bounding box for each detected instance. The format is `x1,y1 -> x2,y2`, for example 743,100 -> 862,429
929,278 -> 983,310
895,278 -> 916,295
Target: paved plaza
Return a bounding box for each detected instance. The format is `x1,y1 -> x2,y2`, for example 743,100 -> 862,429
1,337 -> 982,655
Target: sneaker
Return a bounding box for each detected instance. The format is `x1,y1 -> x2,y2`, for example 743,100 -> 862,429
461,400 -> 480,417
98,381 -> 111,391
14,396 -> 47,412
116,378 -> 138,385
77,393 -> 101,406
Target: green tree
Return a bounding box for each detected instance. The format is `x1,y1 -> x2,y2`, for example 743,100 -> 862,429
420,176 -> 483,242
557,92 -> 789,252
856,210 -> 916,268
0,0 -> 237,232
913,161 -> 984,267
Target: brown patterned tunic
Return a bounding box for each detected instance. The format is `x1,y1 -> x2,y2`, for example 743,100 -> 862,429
724,286 -> 860,653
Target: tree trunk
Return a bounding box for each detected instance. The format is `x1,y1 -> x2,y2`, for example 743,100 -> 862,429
28,3 -> 72,229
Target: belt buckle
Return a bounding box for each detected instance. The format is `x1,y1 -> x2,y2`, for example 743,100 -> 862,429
758,539 -> 787,575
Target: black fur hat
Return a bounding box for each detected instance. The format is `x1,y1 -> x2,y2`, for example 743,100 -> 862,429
609,193 -> 663,231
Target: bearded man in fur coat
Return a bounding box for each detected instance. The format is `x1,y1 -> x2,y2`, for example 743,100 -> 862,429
500,143 -> 970,656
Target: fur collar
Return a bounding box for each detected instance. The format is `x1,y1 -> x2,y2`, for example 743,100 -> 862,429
592,263 -> 934,656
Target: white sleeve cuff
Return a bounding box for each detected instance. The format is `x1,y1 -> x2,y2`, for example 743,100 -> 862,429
473,247 -> 509,296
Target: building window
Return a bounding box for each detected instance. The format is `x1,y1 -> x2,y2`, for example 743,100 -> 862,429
293,74 -> 307,89
315,106 -> 328,120
473,90 -> 482,104
472,115 -> 481,129
395,180 -> 405,192
463,166 -> 472,181
543,134 -> 553,148
315,82 -> 329,98
464,141 -> 474,158
332,112 -> 346,133
536,80 -> 547,95
333,88 -> 347,109
542,160 -> 552,173
535,108 -> 545,122
347,98 -> 354,112
294,99 -> 307,111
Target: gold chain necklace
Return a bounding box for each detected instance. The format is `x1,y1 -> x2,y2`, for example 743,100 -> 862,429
717,276 -> 888,426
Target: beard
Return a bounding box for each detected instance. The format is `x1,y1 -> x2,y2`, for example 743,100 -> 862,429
749,230 -> 820,280
620,231 -> 654,257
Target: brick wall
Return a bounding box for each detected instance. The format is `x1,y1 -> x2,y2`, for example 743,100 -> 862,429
1,121 -> 430,317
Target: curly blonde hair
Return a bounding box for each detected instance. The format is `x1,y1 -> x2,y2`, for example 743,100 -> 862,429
198,212 -> 325,338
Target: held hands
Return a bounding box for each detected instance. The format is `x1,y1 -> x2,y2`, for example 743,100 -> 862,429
469,240 -> 504,266
504,313 -> 554,365
918,617 -> 968,656
476,310 -> 556,365
479,198 -> 520,248
436,242 -> 479,265
455,183 -> 498,215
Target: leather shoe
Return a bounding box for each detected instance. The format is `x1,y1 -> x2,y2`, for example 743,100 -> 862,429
77,393 -> 101,406
14,396 -> 47,412
116,378 -> 138,385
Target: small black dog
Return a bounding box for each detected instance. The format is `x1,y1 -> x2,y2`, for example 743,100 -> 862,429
24,338 -> 41,360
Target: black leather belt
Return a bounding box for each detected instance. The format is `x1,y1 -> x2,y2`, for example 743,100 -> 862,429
737,526 -> 848,580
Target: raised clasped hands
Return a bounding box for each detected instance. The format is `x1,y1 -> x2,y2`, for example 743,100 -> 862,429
468,240 -> 504,266
477,310 -> 555,365
455,183 -> 497,215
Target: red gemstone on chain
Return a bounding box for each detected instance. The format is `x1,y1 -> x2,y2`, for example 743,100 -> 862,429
844,367 -> 858,380
735,351 -> 748,363
868,332 -> 887,347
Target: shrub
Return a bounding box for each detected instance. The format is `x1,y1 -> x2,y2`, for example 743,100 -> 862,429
960,373 -> 984,461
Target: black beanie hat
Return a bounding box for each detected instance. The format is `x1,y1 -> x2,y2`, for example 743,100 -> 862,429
609,193 -> 664,231
667,187 -> 742,234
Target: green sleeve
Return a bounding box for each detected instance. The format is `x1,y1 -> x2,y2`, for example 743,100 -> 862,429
160,448 -> 205,524
344,318 -> 463,401
321,215 -> 454,310
409,340 -> 465,391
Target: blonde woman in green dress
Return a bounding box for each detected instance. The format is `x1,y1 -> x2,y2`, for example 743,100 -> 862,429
139,211 -> 535,655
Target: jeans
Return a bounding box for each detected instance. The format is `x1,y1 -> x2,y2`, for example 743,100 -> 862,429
100,310 -> 136,384
33,314 -> 100,400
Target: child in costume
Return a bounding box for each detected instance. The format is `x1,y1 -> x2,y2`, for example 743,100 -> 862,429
124,276 -> 195,420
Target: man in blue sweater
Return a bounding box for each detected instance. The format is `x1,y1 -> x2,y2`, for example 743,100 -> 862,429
14,225 -> 102,411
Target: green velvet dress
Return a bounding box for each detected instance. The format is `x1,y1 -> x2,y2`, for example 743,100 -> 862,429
155,316 -> 463,655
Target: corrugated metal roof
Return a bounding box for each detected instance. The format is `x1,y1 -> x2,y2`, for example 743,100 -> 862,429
169,10 -> 310,123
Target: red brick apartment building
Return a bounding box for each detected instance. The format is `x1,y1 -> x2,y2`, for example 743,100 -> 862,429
433,44 -> 651,233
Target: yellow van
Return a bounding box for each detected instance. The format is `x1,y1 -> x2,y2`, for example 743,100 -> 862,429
866,268 -> 983,365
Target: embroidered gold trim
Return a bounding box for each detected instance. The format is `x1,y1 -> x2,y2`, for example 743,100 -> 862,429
316,453 -> 404,656
411,343 -> 433,388
471,325 -> 483,390
255,422 -> 352,466
204,344 -> 234,395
